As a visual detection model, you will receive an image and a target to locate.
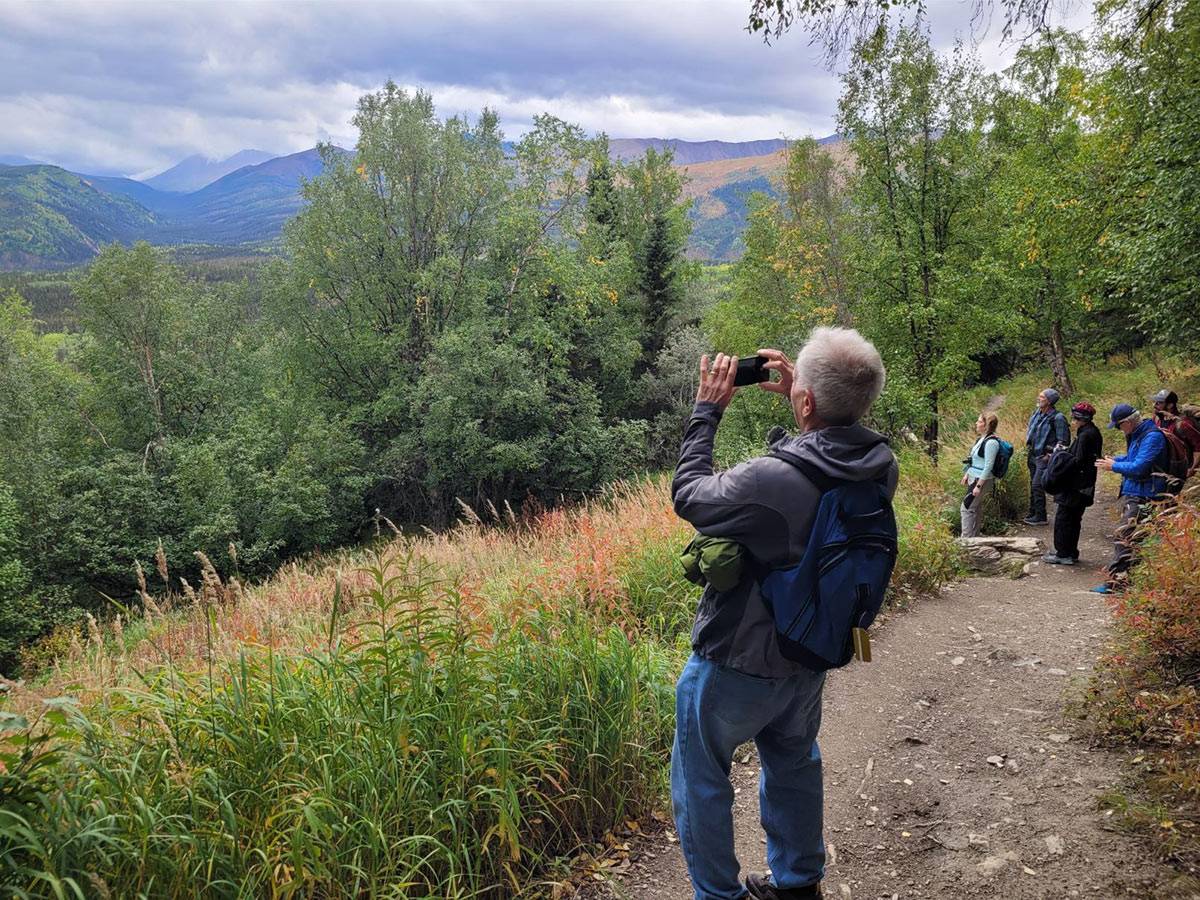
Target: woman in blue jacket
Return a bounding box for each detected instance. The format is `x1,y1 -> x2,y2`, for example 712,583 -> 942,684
1092,404 -> 1167,593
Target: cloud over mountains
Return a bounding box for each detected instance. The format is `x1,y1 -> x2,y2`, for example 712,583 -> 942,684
0,0 -> 1088,177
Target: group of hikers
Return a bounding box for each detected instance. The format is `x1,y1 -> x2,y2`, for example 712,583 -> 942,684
665,327 -> 1197,900
961,386 -> 1199,593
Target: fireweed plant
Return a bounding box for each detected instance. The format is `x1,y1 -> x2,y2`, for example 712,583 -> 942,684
1083,485 -> 1200,874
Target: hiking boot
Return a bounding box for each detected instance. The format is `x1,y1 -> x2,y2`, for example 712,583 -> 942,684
1023,516 -> 1049,526
744,873 -> 823,899
1058,556 -> 1077,566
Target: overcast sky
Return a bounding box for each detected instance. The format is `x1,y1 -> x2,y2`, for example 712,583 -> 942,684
0,0 -> 1092,179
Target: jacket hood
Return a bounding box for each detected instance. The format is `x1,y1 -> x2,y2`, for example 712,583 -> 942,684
775,423 -> 896,483
1131,418 -> 1156,440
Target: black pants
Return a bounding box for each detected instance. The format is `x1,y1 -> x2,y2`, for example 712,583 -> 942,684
1053,499 -> 1086,561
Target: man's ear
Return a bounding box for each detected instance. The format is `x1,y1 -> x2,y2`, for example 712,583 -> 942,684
802,387 -> 816,420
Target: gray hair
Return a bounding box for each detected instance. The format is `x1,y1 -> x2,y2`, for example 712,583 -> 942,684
794,327 -> 886,425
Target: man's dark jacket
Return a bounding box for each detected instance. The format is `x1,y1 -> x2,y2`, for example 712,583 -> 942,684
1055,421 -> 1103,507
671,401 -> 899,678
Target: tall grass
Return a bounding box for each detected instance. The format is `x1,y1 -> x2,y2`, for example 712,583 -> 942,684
1,554 -> 676,898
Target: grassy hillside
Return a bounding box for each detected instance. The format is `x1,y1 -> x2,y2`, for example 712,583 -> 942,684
0,166 -> 156,270
680,139 -> 852,260
680,150 -> 786,260
1,449 -> 956,895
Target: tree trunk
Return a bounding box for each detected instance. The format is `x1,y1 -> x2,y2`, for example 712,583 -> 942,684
1047,319 -> 1074,398
924,389 -> 940,463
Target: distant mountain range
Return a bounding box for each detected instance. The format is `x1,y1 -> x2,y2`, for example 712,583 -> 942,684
144,149 -> 276,193
0,136 -> 841,270
0,154 -> 47,167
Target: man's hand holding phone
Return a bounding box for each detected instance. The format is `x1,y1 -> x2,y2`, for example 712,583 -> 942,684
697,350 -> 793,411
696,353 -> 740,410
756,348 -> 793,397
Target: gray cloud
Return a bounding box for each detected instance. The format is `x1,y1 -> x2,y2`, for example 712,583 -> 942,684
0,0 -> 1089,177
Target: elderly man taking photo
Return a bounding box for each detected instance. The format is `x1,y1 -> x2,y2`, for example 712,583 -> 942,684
670,327 -> 897,900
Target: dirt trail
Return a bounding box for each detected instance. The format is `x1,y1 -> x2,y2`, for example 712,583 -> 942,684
586,499 -> 1199,899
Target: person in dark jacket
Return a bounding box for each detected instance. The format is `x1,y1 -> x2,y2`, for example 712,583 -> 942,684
1023,388 -> 1070,526
1043,402 -> 1102,565
671,327 -> 895,900
1091,404 -> 1167,594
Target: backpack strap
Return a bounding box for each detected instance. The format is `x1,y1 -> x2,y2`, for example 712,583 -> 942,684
769,448 -> 840,493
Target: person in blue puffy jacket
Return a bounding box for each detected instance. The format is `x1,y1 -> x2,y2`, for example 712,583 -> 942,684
1091,403 -> 1167,593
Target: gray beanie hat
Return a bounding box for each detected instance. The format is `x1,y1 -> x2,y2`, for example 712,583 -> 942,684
1043,387 -> 1060,406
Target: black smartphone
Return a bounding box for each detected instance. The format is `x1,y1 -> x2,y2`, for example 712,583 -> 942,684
734,355 -> 770,387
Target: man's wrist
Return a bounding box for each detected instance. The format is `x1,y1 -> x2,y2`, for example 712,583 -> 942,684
693,400 -> 724,419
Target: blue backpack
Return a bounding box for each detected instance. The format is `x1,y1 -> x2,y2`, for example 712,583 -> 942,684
759,448 -> 898,671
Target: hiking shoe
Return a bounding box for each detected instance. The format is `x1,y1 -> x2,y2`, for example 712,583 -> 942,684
1042,553 -> 1064,564
745,873 -> 822,900
1023,516 -> 1049,526
1058,556 -> 1077,566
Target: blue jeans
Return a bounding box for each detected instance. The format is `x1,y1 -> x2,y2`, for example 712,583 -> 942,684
671,654 -> 826,900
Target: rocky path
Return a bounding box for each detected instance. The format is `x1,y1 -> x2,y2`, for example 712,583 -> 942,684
585,500 -> 1199,899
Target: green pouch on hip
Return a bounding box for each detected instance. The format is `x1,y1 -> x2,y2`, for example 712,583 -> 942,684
678,534 -> 745,592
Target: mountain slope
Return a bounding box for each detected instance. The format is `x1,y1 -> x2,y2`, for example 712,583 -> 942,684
0,165 -> 157,269
679,150 -> 787,260
153,147 -> 342,243
680,138 -> 851,260
143,149 -> 275,193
